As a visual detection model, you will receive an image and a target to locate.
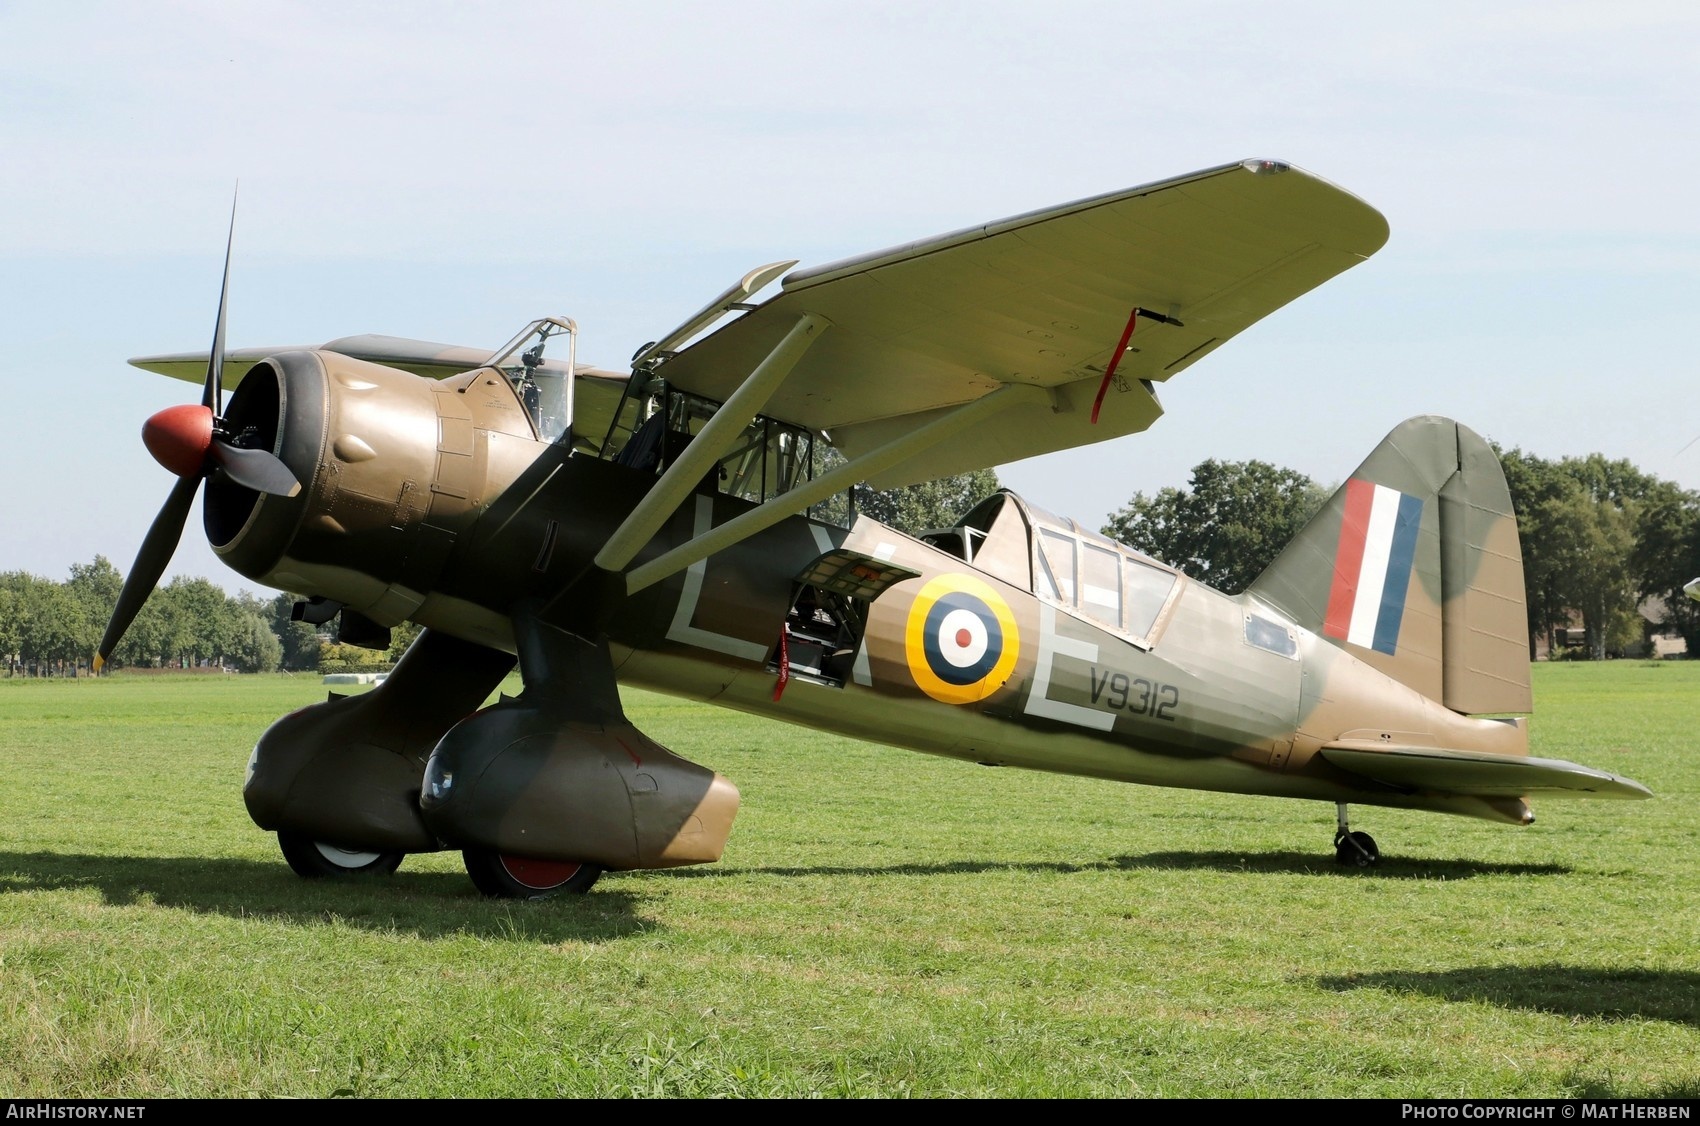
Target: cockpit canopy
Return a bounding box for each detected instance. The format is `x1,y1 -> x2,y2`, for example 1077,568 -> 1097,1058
920,490 -> 1184,646
484,317 -> 577,444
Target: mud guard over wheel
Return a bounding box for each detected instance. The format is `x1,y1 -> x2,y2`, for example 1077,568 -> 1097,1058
247,629 -> 516,858
462,849 -> 604,898
420,603 -> 740,894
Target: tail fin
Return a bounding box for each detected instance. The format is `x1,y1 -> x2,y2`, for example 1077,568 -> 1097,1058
1249,415 -> 1530,714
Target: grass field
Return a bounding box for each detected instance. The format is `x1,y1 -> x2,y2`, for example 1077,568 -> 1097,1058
2,662 -> 1698,1098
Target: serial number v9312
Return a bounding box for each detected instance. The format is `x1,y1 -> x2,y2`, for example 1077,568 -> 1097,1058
1088,669 -> 1179,721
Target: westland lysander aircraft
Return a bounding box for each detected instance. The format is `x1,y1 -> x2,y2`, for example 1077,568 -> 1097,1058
99,159 -> 1650,897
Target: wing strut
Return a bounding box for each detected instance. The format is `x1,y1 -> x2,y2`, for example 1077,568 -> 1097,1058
623,383 -> 1044,594
628,260 -> 797,372
594,313 -> 830,574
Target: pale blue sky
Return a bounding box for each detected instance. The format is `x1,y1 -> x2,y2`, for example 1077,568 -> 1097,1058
2,1 -> 1697,589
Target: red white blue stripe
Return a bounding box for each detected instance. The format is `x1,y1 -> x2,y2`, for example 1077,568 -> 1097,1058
1324,479 -> 1423,655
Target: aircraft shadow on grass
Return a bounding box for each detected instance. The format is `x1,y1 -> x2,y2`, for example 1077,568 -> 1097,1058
0,847 -> 1568,931
1110,850 -> 1571,879
1317,965 -> 1700,1028
673,850 -> 1570,881
0,851 -> 649,943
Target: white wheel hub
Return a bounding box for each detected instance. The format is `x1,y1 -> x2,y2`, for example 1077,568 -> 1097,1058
314,841 -> 382,869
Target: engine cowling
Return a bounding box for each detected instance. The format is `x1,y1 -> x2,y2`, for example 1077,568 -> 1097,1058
210,350 -> 546,627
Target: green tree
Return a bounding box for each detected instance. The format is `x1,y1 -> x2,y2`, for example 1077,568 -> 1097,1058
1631,481 -> 1700,653
1554,454 -> 1663,658
0,571 -> 49,667
22,580 -> 89,667
1502,449 -> 1667,659
64,556 -> 123,668
1501,448 -> 1588,656
385,620 -> 423,665
267,592 -> 324,671
851,468 -> 1002,535
159,576 -> 227,667
1101,459 -> 1328,595
111,597 -> 170,668
0,580 -> 22,673
318,640 -> 392,674
1565,490 -> 1640,659
224,604 -> 282,672
811,446 -> 1001,536
66,556 -> 123,621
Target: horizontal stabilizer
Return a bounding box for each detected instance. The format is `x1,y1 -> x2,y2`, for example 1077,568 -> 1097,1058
1320,743 -> 1651,800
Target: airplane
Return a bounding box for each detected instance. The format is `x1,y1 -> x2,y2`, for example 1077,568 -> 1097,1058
97,159 -> 1651,898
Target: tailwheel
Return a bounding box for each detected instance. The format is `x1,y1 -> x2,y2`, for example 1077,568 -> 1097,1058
1334,830 -> 1380,868
277,831 -> 405,878
463,848 -> 604,899
1332,802 -> 1380,868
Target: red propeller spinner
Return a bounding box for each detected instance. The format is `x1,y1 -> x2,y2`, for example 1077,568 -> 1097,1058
141,403 -> 215,479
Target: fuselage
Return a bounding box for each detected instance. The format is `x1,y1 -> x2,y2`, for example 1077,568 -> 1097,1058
205,348 -> 1531,827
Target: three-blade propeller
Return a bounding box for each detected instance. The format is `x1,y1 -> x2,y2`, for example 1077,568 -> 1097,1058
95,194 -> 303,672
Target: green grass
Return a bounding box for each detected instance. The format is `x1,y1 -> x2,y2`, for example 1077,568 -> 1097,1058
2,662 -> 1699,1097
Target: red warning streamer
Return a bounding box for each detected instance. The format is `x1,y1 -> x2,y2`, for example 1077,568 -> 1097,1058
1090,306 -> 1140,425
772,630 -> 790,701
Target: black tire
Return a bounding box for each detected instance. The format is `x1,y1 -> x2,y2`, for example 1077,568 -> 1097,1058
462,849 -> 604,898
278,831 -> 405,879
1334,830 -> 1379,868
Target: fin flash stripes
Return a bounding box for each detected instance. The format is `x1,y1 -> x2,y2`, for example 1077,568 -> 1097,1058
1324,479 -> 1422,655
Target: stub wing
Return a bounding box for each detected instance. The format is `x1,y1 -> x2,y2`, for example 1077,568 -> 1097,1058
1320,743 -> 1652,800
130,333 -> 629,388
128,333 -> 633,448
654,159 -> 1388,488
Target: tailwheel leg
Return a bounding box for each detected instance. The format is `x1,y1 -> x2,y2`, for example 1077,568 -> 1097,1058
463,848 -> 604,899
1332,803 -> 1379,868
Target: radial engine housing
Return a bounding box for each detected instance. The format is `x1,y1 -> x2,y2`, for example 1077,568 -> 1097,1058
208,349 -> 545,627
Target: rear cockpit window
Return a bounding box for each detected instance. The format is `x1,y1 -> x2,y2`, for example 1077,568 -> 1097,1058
1245,613 -> 1297,657
1038,530 -> 1077,605
1125,558 -> 1178,638
1080,543 -> 1122,629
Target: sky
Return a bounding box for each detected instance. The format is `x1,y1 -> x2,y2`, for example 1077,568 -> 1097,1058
2,0 -> 1697,593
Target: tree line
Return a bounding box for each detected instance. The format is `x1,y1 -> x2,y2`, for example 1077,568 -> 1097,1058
1,558 -> 279,675
9,448 -> 1689,675
1103,449 -> 1700,660
0,558 -> 421,677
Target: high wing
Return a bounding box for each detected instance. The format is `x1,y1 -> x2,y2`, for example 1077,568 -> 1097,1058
649,159 -> 1388,488
1319,744 -> 1652,800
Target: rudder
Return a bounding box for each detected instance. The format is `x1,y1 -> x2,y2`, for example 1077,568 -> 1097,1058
1248,416 -> 1530,714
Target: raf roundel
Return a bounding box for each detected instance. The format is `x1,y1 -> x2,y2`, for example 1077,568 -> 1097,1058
904,574 -> 1021,705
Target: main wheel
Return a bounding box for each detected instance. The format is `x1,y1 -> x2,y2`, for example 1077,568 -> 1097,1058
1334,830 -> 1380,868
463,849 -> 604,899
277,831 -> 405,878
